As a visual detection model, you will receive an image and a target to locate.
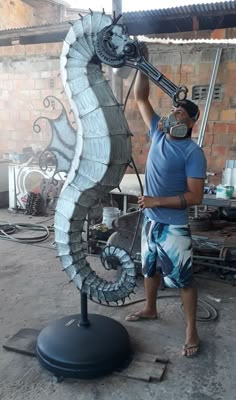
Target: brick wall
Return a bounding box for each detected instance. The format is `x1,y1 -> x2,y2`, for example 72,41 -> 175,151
0,0 -> 65,30
0,0 -> 35,29
0,42 -> 68,158
124,43 -> 236,183
0,41 -> 235,186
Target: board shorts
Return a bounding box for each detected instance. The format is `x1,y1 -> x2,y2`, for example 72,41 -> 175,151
141,216 -> 194,288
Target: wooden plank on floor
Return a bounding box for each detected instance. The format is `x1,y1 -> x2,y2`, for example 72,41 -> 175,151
3,328 -> 39,357
115,360 -> 166,382
134,351 -> 169,364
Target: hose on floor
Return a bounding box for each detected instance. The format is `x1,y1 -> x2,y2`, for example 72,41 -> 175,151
89,293 -> 218,322
180,298 -> 218,322
0,223 -> 50,243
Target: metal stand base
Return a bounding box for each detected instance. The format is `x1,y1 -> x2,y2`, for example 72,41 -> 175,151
36,313 -> 132,379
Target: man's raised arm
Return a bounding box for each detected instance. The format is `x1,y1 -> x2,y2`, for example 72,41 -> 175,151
134,71 -> 154,129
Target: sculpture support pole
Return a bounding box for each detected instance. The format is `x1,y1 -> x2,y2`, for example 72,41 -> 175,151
79,292 -> 90,327
111,0 -> 123,103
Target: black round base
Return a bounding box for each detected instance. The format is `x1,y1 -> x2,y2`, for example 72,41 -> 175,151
36,314 -> 132,379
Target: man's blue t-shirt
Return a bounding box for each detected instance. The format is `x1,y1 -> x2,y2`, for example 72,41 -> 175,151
144,113 -> 207,225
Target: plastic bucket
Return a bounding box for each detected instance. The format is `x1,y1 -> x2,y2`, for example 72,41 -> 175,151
222,168 -> 232,185
102,207 -> 120,229
232,168 -> 236,197
222,168 -> 236,197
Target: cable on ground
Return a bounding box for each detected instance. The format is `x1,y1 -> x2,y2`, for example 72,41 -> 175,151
0,223 -> 50,243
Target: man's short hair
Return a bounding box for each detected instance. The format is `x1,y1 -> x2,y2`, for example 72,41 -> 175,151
177,99 -> 200,121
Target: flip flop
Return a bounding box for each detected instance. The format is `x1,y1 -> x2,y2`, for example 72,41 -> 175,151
125,312 -> 158,322
182,342 -> 201,358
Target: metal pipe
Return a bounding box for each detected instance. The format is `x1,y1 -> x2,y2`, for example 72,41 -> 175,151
194,255 -> 225,262
194,261 -> 236,273
197,48 -> 222,148
112,0 -> 122,16
111,0 -> 123,103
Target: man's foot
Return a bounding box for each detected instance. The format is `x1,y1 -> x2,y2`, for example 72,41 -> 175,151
126,310 -> 158,322
183,326 -> 200,357
182,342 -> 200,358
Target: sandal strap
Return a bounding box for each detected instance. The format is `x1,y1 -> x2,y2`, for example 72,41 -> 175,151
183,343 -> 200,350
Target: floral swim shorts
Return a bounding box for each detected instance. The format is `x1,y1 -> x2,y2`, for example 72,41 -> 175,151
141,216 -> 194,288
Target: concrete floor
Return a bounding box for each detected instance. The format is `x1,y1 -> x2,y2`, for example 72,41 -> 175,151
0,208 -> 236,400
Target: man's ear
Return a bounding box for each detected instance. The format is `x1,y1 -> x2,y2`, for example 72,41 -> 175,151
189,119 -> 195,128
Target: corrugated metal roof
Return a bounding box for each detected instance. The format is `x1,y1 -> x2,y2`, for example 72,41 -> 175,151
123,0 -> 236,19
0,1 -> 236,39
122,1 -> 236,35
138,35 -> 236,44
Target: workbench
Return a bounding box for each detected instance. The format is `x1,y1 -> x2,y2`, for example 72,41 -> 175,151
202,194 -> 236,208
111,174 -> 236,212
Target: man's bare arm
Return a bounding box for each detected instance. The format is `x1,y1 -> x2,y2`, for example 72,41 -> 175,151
138,178 -> 205,209
134,71 -> 154,129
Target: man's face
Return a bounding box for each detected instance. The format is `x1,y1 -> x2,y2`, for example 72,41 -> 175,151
172,106 -> 195,129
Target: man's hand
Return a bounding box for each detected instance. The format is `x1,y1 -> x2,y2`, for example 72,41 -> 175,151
138,196 -> 159,209
139,42 -> 149,60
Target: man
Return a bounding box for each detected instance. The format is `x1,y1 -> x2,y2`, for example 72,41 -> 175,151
126,68 -> 207,358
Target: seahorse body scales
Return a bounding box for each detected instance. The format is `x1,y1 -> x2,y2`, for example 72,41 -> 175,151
54,12 -> 136,304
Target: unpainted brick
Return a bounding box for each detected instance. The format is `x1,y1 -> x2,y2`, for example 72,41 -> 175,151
13,45 -> 26,56
201,146 -> 212,156
228,123 -> 236,134
211,29 -> 226,40
208,108 -> 220,122
211,145 -> 227,157
213,122 -> 228,134
213,133 -> 233,146
227,62 -> 236,71
221,109 -> 236,121
209,156 -> 227,170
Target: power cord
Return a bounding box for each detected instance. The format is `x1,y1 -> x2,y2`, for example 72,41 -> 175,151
0,223 -> 50,243
89,293 -> 218,322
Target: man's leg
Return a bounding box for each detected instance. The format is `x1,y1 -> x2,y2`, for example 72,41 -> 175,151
157,223 -> 200,356
126,273 -> 160,321
181,286 -> 200,357
143,272 -> 161,316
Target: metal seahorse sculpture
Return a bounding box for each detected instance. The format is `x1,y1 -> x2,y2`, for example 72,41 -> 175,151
34,11 -> 136,305
34,11 -> 188,305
